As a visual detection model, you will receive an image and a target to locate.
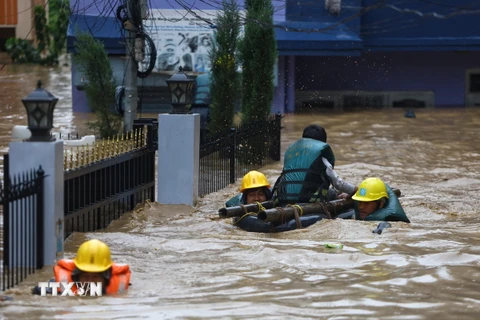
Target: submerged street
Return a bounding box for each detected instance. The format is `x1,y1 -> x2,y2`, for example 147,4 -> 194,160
1,64 -> 480,319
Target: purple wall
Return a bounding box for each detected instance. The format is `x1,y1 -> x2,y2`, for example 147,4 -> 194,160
71,60 -> 90,112
295,51 -> 480,106
72,86 -> 90,113
70,0 -> 116,16
361,0 -> 480,48
272,56 -> 286,114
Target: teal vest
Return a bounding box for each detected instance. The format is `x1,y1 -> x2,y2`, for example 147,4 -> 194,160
225,194 -> 243,208
274,138 -> 335,204
355,184 -> 410,223
193,72 -> 211,105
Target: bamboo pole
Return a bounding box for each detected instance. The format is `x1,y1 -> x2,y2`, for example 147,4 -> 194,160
218,201 -> 275,218
257,189 -> 401,223
219,189 -> 401,219
257,199 -> 353,222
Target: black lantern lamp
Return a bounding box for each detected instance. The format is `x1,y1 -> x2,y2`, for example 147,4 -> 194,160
21,80 -> 58,141
166,68 -> 195,114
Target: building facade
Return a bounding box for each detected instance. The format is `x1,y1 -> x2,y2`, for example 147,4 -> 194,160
0,0 -> 47,49
67,0 -> 480,113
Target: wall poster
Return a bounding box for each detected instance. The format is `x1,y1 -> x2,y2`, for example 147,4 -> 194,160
144,9 -> 225,74
144,8 -> 276,86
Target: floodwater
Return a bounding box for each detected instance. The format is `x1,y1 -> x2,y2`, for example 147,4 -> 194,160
0,59 -> 87,162
1,62 -> 480,319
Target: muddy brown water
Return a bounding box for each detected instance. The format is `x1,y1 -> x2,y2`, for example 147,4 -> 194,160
1,62 -> 480,319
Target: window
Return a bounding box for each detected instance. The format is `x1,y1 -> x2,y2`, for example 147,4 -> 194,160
392,99 -> 426,108
343,95 -> 384,109
469,74 -> 480,93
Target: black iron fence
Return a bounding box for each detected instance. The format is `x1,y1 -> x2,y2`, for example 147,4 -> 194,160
63,120 -> 157,239
199,114 -> 282,196
1,154 -> 45,291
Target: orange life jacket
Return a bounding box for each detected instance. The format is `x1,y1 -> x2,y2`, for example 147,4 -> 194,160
53,259 -> 131,294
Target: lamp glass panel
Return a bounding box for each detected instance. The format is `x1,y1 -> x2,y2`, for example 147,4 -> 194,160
167,82 -> 182,103
185,82 -> 195,104
176,82 -> 188,103
42,102 -> 54,127
26,102 -> 53,128
167,81 -> 176,96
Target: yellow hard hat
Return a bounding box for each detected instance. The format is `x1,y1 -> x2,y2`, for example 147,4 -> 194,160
73,239 -> 113,273
352,177 -> 389,202
240,170 -> 270,192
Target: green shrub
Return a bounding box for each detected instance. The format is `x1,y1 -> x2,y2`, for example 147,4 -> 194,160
73,32 -> 122,138
208,0 -> 242,135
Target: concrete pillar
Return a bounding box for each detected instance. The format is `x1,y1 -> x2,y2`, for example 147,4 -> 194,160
8,140 -> 64,266
157,114 -> 200,206
286,55 -> 296,113
272,56 -> 286,114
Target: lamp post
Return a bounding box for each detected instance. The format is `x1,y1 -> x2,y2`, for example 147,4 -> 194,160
166,68 -> 195,114
21,80 -> 58,142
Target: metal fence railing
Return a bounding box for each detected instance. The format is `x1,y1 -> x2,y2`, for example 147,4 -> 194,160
199,114 -> 282,197
1,154 -> 45,291
63,120 -> 157,239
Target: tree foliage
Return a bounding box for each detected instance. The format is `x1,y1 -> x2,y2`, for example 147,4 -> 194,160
208,0 -> 241,134
48,0 -> 70,59
239,0 -> 277,124
73,32 -> 122,138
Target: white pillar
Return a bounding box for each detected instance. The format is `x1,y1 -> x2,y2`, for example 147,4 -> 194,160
8,140 -> 64,266
157,114 -> 200,206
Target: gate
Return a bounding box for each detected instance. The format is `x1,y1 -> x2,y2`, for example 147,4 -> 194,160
1,154 -> 45,291
63,120 -> 157,239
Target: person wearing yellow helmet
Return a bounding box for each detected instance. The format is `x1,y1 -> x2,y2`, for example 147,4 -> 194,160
45,239 -> 131,295
225,170 -> 272,207
69,239 -> 115,284
352,177 -> 410,223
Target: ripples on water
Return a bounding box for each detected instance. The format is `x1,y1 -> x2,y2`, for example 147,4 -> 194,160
1,63 -> 480,319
